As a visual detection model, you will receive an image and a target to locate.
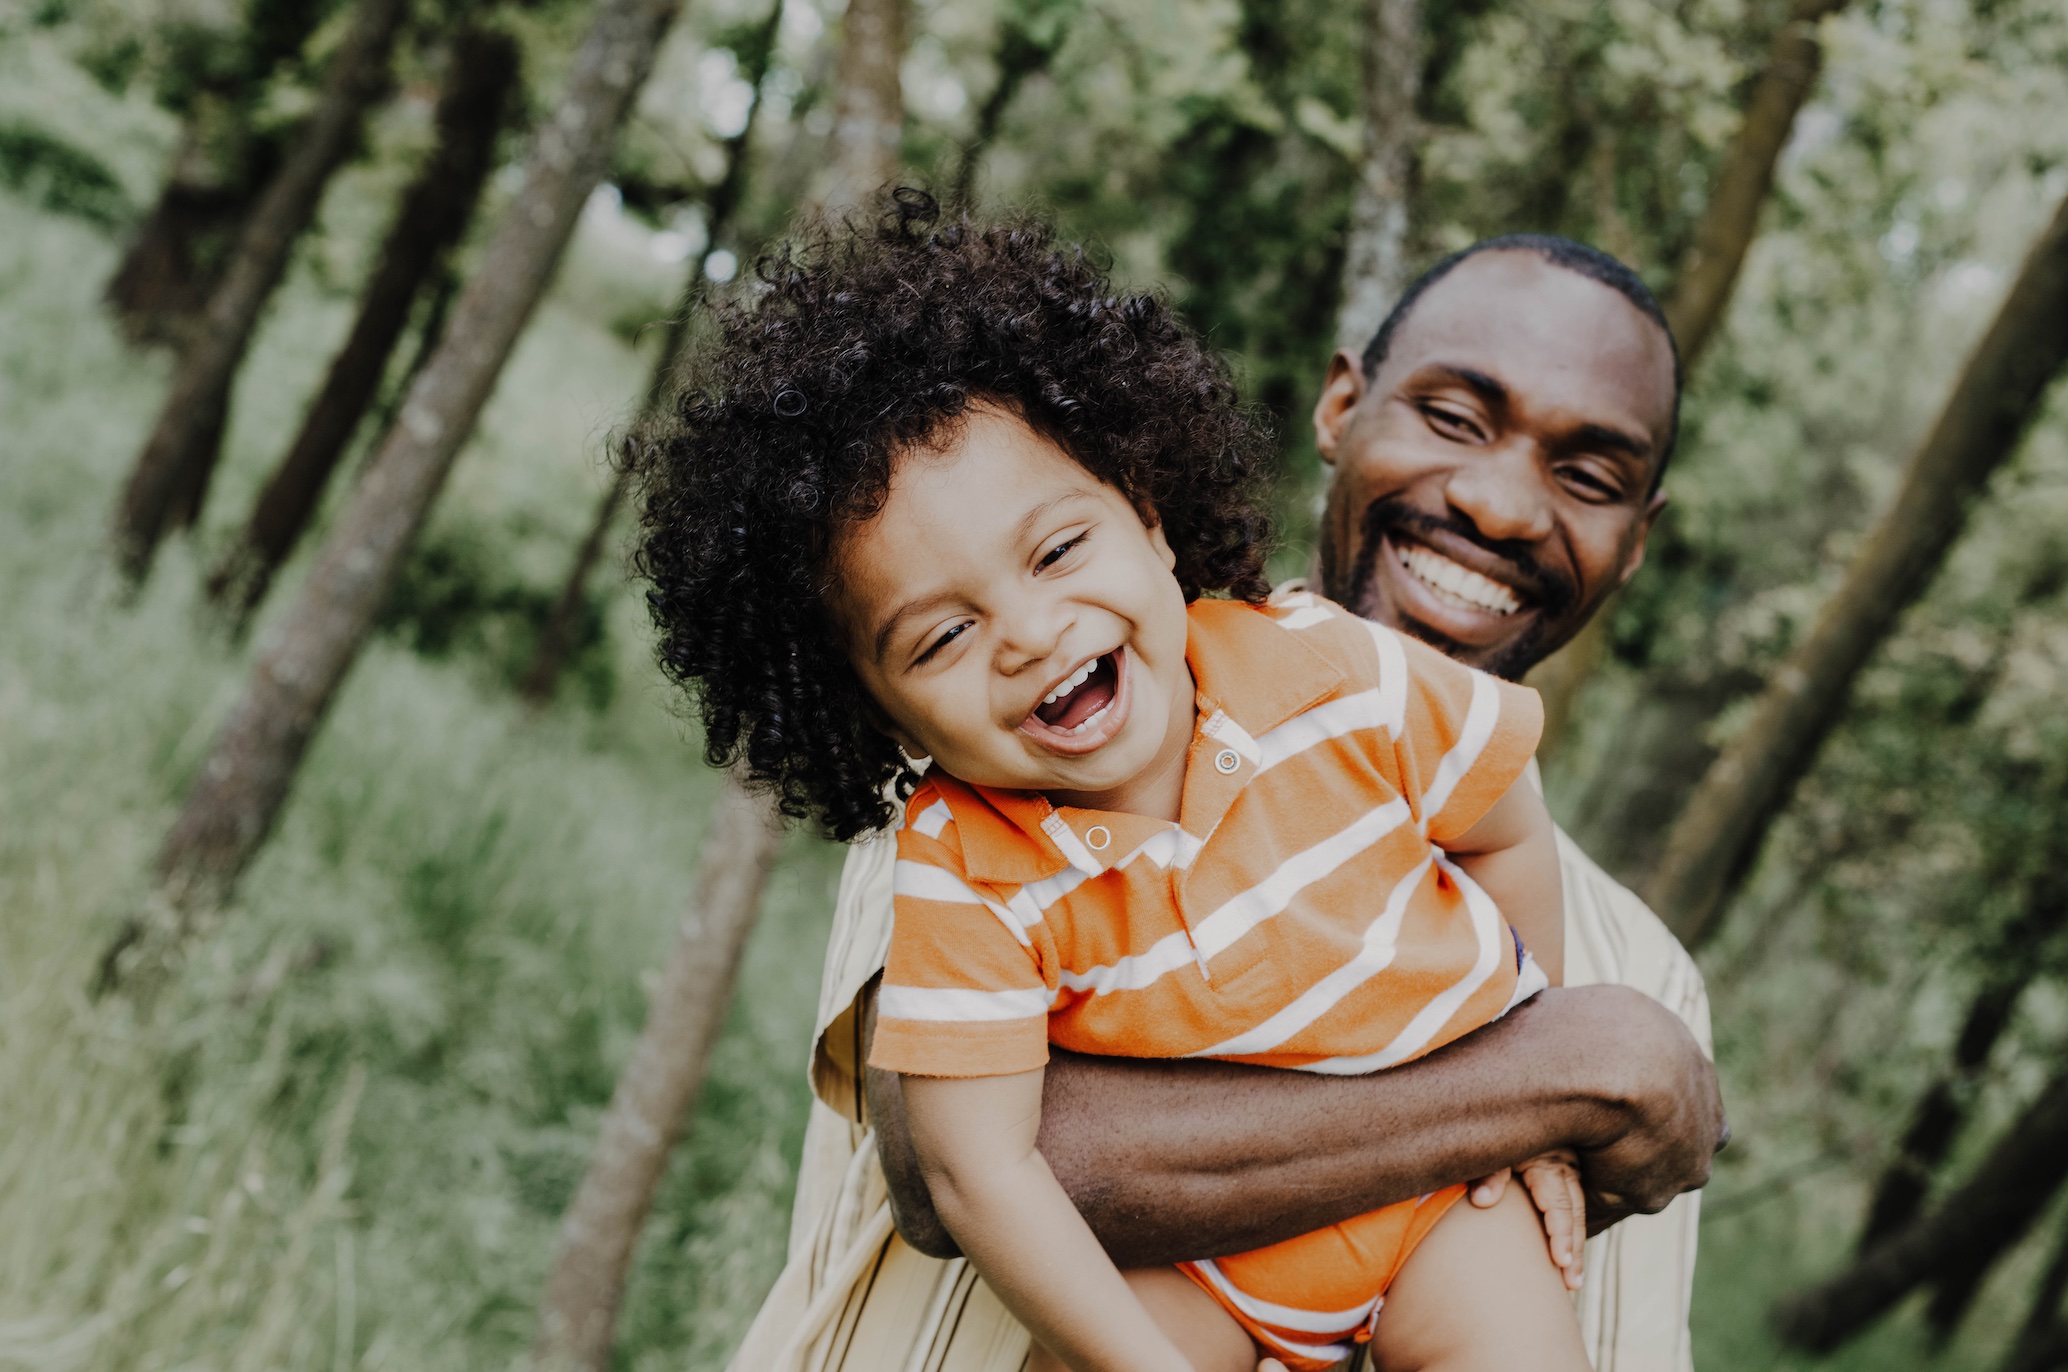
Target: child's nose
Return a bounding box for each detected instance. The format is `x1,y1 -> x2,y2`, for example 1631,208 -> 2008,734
995,598 -> 1072,673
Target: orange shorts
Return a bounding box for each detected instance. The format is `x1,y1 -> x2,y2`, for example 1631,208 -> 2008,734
1175,1186 -> 1467,1370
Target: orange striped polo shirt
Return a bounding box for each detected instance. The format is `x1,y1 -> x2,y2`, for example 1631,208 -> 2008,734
868,591 -> 1544,1080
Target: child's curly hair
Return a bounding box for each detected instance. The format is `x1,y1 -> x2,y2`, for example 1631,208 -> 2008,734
629,190 -> 1277,840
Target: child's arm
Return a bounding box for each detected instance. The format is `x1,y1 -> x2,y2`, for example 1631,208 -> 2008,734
1444,776 -> 1565,986
902,1068 -> 1196,1372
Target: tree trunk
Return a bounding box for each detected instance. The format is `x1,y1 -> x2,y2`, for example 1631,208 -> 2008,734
124,0 -> 691,939
207,29 -> 521,625
1647,192 -> 2068,947
2005,1222 -> 2068,1372
951,0 -> 1072,208
1773,1067 -> 2068,1352
1333,0 -> 1420,355
519,0 -> 786,703
1856,867 -> 2068,1256
530,777 -> 785,1372
104,117 -> 277,349
820,0 -> 906,210
1664,0 -> 1852,369
110,0 -> 408,584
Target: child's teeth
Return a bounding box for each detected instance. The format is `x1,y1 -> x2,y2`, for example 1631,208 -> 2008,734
1042,660 -> 1096,706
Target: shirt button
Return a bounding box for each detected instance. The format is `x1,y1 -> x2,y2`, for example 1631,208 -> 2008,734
1214,749 -> 1241,774
1085,825 -> 1111,851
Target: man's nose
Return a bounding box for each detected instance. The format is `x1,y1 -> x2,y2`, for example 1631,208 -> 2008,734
1443,441 -> 1556,545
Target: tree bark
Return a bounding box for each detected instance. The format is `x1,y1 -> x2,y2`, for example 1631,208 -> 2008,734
129,0 -> 692,930
820,0 -> 906,210
1663,0 -> 1852,369
1333,0 -> 1420,355
519,0 -> 786,704
207,29 -> 521,625
111,0 -> 408,583
1646,192 -> 2068,948
530,777 -> 785,1372
1773,1067 -> 2068,1352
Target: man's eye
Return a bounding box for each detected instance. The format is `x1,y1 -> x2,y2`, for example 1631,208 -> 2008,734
1038,532 -> 1088,571
915,621 -> 971,665
1561,465 -> 1622,502
1421,403 -> 1484,441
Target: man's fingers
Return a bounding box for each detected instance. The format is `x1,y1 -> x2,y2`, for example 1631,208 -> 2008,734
1469,1168 -> 1511,1208
1256,1361 -> 1290,1372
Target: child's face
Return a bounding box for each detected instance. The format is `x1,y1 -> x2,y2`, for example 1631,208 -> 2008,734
831,406 -> 1195,809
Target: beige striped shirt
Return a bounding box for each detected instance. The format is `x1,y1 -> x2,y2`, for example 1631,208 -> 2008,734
727,808 -> 1711,1372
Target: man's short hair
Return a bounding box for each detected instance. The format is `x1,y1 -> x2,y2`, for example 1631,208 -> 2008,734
1360,233 -> 1683,481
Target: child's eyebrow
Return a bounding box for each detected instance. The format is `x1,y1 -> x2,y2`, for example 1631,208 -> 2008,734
874,591 -> 958,665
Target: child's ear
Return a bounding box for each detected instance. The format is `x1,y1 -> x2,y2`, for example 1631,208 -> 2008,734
861,700 -> 929,764
1147,518 -> 1177,572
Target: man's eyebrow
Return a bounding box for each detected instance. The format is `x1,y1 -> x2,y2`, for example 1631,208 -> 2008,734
1566,422 -> 1653,464
1417,364 -> 1511,412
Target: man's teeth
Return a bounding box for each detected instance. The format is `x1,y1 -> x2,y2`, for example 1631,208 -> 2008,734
1043,658 -> 1098,706
1399,545 -> 1522,616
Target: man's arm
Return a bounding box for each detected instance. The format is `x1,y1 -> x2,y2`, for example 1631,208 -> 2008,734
866,979 -> 1724,1267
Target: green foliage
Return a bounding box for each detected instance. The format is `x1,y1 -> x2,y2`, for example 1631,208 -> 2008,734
0,119 -> 133,227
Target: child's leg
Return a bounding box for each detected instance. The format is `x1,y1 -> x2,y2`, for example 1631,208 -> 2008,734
1026,1267 -> 1259,1372
1368,1184 -> 1591,1372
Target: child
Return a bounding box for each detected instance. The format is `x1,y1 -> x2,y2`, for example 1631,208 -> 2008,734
632,193 -> 1592,1372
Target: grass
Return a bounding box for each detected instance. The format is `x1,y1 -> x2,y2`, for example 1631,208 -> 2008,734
0,91 -> 838,1370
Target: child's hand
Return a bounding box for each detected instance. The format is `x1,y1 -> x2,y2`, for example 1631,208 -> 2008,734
1517,1150 -> 1586,1290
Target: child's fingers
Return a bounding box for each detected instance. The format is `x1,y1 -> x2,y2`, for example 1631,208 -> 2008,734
1468,1168 -> 1511,1208
1520,1160 -> 1585,1290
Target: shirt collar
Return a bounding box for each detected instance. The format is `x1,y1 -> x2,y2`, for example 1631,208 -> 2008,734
1183,598 -> 1344,741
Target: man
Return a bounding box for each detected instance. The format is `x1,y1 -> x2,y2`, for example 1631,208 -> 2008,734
728,235 -> 1725,1372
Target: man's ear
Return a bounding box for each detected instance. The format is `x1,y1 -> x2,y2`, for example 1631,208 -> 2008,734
1312,350 -> 1367,467
1615,490 -> 1669,588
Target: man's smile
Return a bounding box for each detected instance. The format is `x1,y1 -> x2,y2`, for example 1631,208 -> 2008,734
1396,541 -> 1522,616
1374,530 -> 1544,648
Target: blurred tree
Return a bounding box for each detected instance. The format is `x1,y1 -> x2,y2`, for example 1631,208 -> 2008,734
1334,0 -> 1418,353
1648,191 -> 2068,948
521,0 -> 786,705
529,778 -> 785,1372
207,23 -> 522,627
110,0 -> 693,964
1774,1063 -> 2068,1352
821,0 -> 905,208
110,0 -> 409,583
2006,1222 -> 2068,1372
103,0 -> 340,345
951,0 -> 1078,209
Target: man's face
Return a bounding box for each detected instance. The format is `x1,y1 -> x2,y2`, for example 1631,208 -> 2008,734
1313,251 -> 1675,679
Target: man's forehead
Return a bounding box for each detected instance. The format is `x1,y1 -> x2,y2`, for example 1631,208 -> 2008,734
1377,251 -> 1676,441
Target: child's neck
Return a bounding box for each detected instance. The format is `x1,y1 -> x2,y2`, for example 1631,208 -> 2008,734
1043,665 -> 1196,823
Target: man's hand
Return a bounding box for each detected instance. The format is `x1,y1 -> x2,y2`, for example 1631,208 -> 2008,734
1550,984 -> 1727,1233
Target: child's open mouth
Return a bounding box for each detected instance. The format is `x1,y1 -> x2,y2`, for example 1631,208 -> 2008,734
1019,650 -> 1129,755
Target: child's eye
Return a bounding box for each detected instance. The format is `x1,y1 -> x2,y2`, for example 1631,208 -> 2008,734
1038,532 -> 1089,571
914,620 -> 971,666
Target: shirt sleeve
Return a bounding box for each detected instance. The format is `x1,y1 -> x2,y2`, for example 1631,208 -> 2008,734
1384,628 -> 1544,845
867,786 -> 1055,1079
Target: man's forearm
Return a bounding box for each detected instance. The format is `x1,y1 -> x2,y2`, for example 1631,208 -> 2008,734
867,983 -> 1723,1267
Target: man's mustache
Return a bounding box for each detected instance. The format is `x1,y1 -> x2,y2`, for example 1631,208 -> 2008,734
1350,497 -> 1577,619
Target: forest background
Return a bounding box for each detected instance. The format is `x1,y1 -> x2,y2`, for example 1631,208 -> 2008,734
2,0 -> 2067,1366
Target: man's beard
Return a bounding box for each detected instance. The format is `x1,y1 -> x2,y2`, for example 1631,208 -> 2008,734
1334,496 -> 1580,682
